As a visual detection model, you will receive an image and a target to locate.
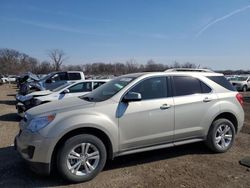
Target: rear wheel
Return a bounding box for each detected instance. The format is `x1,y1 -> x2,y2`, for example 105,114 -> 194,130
206,118 -> 235,153
57,134 -> 107,183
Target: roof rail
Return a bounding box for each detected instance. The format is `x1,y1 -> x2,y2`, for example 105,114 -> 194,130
165,68 -> 214,73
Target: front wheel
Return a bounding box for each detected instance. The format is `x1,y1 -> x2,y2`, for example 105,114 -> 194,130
206,118 -> 235,153
57,134 -> 107,183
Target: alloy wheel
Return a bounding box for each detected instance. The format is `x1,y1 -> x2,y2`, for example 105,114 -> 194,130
66,143 -> 100,176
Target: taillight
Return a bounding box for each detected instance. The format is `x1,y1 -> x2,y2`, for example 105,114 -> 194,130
236,93 -> 244,106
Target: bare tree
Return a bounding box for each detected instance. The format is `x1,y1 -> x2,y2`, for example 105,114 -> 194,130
47,49 -> 66,71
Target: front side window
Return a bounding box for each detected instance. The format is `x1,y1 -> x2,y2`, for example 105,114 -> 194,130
173,76 -> 211,96
129,77 -> 168,100
58,72 -> 67,80
51,74 -> 60,81
52,82 -> 72,92
68,82 -> 92,93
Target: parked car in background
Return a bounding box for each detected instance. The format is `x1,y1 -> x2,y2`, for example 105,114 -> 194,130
17,72 -> 41,94
230,75 -> 250,92
18,71 -> 85,95
0,75 -> 17,83
16,79 -> 109,116
38,71 -> 85,90
15,70 -> 244,183
225,75 -> 237,81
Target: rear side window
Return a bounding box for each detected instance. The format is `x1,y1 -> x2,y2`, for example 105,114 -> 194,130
130,77 -> 168,100
207,76 -> 236,91
68,73 -> 81,80
68,82 -> 92,93
173,76 -> 211,96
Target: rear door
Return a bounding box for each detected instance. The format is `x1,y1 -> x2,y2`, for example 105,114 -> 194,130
172,76 -> 219,142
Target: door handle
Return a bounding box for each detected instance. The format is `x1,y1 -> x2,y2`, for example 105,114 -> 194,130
160,104 -> 171,110
203,97 -> 212,102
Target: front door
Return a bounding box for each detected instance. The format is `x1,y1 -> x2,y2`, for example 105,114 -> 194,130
118,76 -> 174,151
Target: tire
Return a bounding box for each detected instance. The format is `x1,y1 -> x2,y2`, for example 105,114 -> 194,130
206,118 -> 235,153
242,85 -> 247,92
57,134 -> 107,183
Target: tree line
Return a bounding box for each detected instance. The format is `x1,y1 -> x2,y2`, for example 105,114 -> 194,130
0,48 -> 249,76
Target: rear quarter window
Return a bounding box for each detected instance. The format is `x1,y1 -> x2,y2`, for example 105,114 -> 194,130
207,76 -> 236,91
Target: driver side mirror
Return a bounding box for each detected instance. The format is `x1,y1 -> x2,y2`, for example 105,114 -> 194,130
122,92 -> 142,102
62,89 -> 70,94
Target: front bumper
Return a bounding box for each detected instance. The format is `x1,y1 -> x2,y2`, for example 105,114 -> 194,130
14,127 -> 54,175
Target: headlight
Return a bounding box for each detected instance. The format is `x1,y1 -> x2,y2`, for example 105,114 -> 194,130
27,114 -> 56,133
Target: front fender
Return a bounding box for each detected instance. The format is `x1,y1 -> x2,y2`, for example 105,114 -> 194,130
40,113 -> 119,161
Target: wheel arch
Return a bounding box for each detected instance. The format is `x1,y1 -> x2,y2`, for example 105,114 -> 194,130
50,127 -> 114,172
212,112 -> 238,133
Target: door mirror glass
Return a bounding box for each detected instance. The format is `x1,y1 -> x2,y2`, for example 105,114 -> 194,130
123,92 -> 142,102
62,89 -> 70,94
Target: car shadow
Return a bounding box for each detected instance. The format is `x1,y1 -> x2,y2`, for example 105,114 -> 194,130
0,142 -> 213,187
105,142 -> 212,171
0,113 -> 21,122
0,100 -> 16,105
6,94 -> 16,97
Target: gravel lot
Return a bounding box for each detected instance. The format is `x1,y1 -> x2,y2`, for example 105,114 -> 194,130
0,84 -> 250,188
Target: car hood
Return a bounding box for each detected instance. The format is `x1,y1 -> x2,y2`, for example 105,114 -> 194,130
26,97 -> 95,117
21,72 -> 40,82
28,90 -> 53,97
17,90 -> 53,102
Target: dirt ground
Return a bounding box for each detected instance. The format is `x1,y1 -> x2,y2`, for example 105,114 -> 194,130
0,84 -> 250,188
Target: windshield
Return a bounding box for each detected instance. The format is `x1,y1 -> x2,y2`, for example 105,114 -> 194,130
80,76 -> 137,102
39,72 -> 54,81
231,76 -> 248,81
51,82 -> 73,92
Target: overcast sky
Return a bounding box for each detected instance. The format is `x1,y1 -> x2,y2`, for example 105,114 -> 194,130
0,0 -> 250,70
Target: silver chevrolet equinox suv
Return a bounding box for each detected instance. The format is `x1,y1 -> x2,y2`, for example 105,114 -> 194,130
15,70 -> 245,182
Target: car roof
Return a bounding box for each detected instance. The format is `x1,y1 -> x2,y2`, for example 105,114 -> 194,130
73,79 -> 110,84
123,71 -> 223,78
